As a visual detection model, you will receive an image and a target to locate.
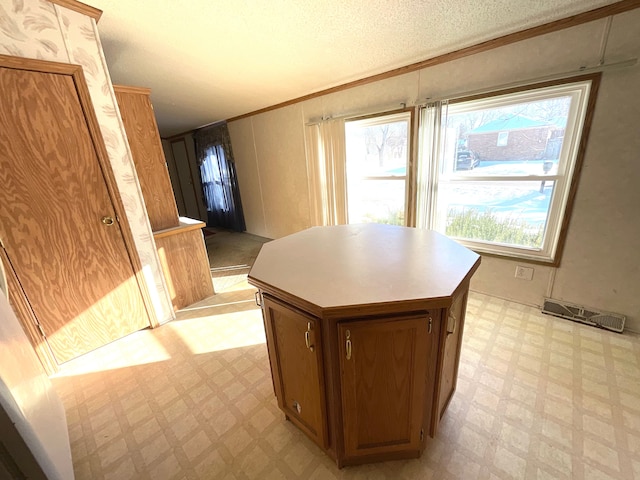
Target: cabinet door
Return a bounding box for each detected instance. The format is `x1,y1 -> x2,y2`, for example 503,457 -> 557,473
262,296 -> 328,448
437,290 -> 468,420
338,314 -> 434,459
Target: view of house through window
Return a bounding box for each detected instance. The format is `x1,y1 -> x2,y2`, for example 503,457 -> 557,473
419,76 -> 598,263
345,111 -> 411,225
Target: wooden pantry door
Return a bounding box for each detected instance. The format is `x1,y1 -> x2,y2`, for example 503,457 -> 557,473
0,56 -> 152,365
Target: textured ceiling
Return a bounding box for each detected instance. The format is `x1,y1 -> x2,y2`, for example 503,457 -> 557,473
91,0 -> 620,137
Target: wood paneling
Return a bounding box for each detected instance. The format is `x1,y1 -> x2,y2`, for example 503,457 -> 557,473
0,63 -> 151,364
154,223 -> 214,311
0,247 -> 58,375
115,86 -> 180,231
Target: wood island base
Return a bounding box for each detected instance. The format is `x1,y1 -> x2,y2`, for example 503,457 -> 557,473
248,224 -> 480,467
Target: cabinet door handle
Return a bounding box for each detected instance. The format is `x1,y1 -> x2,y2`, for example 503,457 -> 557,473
345,330 -> 351,360
447,313 -> 456,335
254,291 -> 262,307
428,316 -> 433,334
305,322 -> 314,352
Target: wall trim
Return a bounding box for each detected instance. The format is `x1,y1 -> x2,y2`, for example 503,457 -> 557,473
228,0 -> 640,123
50,0 -> 102,22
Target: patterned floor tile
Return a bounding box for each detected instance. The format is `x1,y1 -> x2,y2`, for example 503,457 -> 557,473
48,233 -> 640,479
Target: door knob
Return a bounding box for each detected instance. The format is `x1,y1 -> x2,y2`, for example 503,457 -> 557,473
101,216 -> 115,226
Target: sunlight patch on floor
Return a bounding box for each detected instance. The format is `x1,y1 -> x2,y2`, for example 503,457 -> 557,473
53,329 -> 172,377
165,309 -> 266,355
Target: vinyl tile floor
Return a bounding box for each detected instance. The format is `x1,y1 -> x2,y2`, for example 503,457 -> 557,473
50,233 -> 640,479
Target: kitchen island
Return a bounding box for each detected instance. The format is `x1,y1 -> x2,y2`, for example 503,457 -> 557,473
248,224 -> 481,467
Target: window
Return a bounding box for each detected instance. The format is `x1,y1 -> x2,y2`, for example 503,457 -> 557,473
193,122 -> 246,231
496,131 -> 509,146
345,111 -> 412,225
417,75 -> 600,264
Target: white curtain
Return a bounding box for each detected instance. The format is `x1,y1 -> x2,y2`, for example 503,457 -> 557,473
304,118 -> 347,226
416,101 -> 447,229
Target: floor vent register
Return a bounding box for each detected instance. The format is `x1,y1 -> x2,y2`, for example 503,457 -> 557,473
542,298 -> 625,333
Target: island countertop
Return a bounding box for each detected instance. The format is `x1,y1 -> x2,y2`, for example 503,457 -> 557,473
248,224 -> 481,315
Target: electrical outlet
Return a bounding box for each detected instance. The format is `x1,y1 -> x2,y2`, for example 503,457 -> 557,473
515,265 -> 534,281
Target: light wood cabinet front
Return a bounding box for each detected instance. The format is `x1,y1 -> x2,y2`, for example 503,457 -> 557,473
262,295 -> 328,449
114,86 -> 179,231
338,315 -> 435,459
154,223 -> 214,311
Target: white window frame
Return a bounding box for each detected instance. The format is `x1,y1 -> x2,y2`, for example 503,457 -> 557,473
344,110 -> 414,226
417,75 -> 601,265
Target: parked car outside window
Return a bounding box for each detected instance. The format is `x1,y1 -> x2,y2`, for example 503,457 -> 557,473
455,150 -> 480,170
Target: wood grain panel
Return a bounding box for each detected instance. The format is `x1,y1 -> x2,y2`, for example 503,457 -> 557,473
339,315 -> 430,459
0,66 -> 151,364
153,218 -> 205,239
262,296 -> 328,448
154,227 -> 214,311
0,248 -> 58,375
115,86 -> 179,231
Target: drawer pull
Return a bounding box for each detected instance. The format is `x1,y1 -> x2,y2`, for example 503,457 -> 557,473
345,330 -> 352,360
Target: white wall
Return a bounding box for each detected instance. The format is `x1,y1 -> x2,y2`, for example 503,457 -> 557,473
229,10 -> 640,332
0,289 -> 73,480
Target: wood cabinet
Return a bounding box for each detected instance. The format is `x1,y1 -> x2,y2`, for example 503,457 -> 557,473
115,86 -> 214,310
262,295 -> 328,448
338,313 -> 436,460
248,224 -> 481,467
154,218 -> 214,311
114,85 -> 179,231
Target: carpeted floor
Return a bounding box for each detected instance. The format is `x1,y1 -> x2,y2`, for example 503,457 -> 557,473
204,228 -> 269,292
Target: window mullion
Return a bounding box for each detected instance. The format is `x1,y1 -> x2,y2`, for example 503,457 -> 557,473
441,175 -> 563,183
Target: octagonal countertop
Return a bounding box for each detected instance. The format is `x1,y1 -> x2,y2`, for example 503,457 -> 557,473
248,224 -> 481,314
